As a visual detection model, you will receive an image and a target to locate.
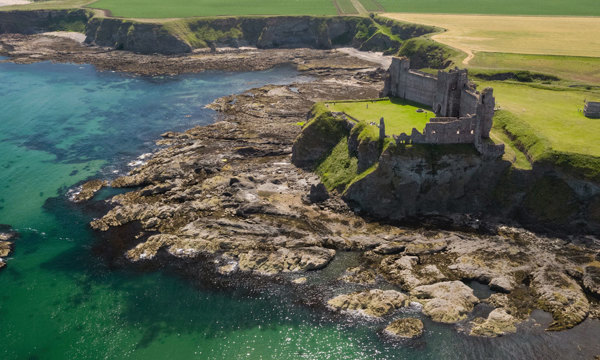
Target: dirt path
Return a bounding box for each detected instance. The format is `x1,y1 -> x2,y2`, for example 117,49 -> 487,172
336,47 -> 391,69
349,0 -> 368,15
0,0 -> 29,5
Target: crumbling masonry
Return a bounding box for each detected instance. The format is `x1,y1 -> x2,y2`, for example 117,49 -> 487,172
382,57 -> 504,158
584,101 -> 600,119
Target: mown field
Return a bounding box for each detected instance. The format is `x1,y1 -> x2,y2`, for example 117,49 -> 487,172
470,53 -> 600,85
477,81 -> 600,158
328,98 -> 431,136
89,0 -> 339,18
377,0 -> 600,16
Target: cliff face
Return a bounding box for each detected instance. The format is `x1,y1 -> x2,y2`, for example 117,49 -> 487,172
292,108 -> 600,236
0,9 -> 90,34
342,145 -> 508,219
85,18 -> 192,54
0,10 -> 438,55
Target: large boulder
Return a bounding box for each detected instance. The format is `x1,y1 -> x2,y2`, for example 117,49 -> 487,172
470,308 -> 518,337
411,281 -> 479,323
384,317 -> 424,339
327,289 -> 408,317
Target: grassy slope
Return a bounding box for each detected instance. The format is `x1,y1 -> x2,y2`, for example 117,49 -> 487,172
470,52 -> 600,85
89,0 -> 338,18
328,98 -> 432,135
377,0 -> 600,16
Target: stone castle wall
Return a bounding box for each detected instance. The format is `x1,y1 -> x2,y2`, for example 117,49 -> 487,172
385,58 -> 437,106
382,57 -> 504,158
584,101 -> 600,119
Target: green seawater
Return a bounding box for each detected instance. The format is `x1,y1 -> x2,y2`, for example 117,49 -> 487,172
0,59 -> 599,359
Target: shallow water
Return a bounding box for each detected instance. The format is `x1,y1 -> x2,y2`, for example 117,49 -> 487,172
0,59 -> 599,359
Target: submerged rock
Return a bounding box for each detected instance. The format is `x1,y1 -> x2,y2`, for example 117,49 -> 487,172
0,225 -> 17,271
411,281 -> 479,323
384,318 -> 424,339
339,266 -> 377,285
327,289 -> 408,317
470,308 -> 518,337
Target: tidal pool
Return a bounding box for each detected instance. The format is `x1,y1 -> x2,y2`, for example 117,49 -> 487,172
0,58 -> 598,359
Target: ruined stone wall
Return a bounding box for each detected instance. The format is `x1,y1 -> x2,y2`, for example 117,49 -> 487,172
584,101 -> 600,119
433,69 -> 468,117
383,57 -> 436,106
383,56 -> 501,158
418,117 -> 478,144
459,89 -> 479,117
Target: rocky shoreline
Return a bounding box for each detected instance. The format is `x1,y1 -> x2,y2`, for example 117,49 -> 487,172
3,34 -> 599,339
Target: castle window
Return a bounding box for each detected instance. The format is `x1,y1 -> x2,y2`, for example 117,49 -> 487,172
470,130 -> 474,134
432,130 -> 436,134
456,130 -> 460,135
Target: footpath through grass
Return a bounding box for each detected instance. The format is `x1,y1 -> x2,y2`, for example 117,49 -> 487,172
89,0 -> 338,18
328,98 -> 432,136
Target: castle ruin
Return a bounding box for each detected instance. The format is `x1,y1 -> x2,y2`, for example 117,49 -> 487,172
382,57 -> 504,158
584,101 -> 600,119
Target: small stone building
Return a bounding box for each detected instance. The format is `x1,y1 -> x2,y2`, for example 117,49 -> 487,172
382,57 -> 504,158
584,101 -> 600,119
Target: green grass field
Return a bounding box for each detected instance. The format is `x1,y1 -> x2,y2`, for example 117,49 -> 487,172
89,0 -> 338,18
470,53 -> 600,86
477,81 -> 600,158
378,0 -> 600,16
328,98 -> 432,136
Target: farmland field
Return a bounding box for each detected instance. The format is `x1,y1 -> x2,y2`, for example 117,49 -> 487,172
382,13 -> 600,59
89,0 -> 338,18
377,0 -> 600,16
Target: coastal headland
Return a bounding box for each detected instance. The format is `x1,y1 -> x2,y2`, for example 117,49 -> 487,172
0,4 -> 599,349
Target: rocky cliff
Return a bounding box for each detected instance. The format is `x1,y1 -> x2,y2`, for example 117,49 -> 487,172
0,9 -> 439,55
85,18 -> 192,54
292,107 -> 600,235
0,9 -> 90,34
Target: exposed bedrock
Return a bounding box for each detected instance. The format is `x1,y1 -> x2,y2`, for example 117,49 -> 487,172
0,9 -> 90,35
327,289 -> 408,317
344,148 -> 507,220
384,318 -> 424,339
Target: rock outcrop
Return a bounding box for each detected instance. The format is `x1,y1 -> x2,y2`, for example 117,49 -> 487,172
384,318 -> 424,339
72,179 -> 107,202
327,289 -> 408,317
470,308 -> 518,337
0,225 -> 17,271
411,281 -> 479,323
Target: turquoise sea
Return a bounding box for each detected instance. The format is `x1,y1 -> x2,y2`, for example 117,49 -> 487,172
0,58 -> 599,359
